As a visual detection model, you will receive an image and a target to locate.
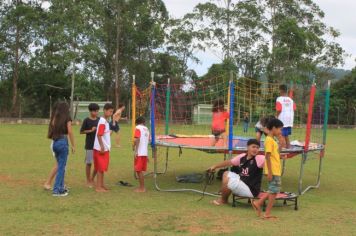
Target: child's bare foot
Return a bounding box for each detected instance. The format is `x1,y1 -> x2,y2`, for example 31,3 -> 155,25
251,200 -> 262,217
103,186 -> 110,191
134,188 -> 146,193
95,188 -> 108,193
43,183 -> 51,190
212,199 -> 227,206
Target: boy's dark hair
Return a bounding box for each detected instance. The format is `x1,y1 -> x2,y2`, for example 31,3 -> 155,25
103,103 -> 114,110
212,99 -> 225,112
260,115 -> 275,127
88,103 -> 99,111
118,103 -> 125,108
247,139 -> 260,147
136,116 -> 145,125
279,84 -> 287,93
266,118 -> 284,130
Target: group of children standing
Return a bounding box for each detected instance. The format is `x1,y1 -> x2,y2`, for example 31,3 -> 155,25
210,84 -> 295,219
45,102 -> 149,196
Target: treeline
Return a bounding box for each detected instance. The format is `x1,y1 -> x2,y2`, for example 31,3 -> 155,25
0,0 -> 348,120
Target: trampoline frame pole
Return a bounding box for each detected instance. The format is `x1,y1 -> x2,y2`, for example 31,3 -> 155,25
165,78 -> 171,135
131,75 -> 136,142
150,80 -> 156,149
298,82 -> 316,195
300,80 -> 331,195
228,76 -> 234,153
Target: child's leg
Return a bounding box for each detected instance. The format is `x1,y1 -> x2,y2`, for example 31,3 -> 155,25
44,164 -> 57,189
285,135 -> 290,149
264,193 -> 277,217
86,164 -> 92,184
115,132 -> 120,147
215,171 -> 231,204
96,172 -> 106,192
134,171 -> 146,192
91,169 -> 97,182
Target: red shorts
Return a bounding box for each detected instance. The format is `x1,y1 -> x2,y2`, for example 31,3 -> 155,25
134,156 -> 148,172
93,150 -> 110,172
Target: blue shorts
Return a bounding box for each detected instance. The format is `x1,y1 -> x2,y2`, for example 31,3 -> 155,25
282,127 -> 292,137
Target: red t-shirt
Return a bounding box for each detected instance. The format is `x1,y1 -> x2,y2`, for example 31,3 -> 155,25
211,111 -> 229,131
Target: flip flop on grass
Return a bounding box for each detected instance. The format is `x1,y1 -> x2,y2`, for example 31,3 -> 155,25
117,181 -> 133,187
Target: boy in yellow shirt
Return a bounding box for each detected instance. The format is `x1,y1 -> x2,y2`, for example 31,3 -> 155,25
252,118 -> 283,220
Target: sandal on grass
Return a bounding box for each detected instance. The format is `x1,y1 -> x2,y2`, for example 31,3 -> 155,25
117,181 -> 133,187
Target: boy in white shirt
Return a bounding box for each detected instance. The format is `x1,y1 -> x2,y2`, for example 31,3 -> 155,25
276,84 -> 296,148
93,103 -> 114,192
133,116 -> 150,193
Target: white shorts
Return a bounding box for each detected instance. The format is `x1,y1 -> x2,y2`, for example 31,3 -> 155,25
85,150 -> 94,164
227,171 -> 253,197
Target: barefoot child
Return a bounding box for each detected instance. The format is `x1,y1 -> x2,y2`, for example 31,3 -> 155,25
211,99 -> 229,146
47,102 -> 75,197
93,103 -> 114,192
252,118 -> 283,219
80,103 -> 100,187
133,116 -> 150,193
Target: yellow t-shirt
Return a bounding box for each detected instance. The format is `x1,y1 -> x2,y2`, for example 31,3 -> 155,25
264,136 -> 281,176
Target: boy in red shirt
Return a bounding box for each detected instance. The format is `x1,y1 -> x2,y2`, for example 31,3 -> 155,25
93,103 -> 114,193
133,116 -> 150,193
211,99 -> 229,146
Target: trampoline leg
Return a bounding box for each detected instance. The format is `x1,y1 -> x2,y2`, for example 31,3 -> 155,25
300,152 -> 323,195
281,158 -> 286,176
298,152 -> 306,195
144,147 -> 169,177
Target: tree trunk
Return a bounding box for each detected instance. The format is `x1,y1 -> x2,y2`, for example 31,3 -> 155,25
114,3 -> 121,109
11,3 -> 21,116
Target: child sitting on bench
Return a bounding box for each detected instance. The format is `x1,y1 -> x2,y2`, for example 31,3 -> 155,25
207,139 -> 264,206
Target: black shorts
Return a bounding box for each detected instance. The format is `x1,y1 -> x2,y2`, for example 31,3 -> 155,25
212,130 -> 225,137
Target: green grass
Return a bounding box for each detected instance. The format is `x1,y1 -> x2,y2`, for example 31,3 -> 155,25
0,124 -> 355,235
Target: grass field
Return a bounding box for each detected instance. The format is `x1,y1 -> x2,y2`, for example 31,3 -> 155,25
0,124 -> 355,235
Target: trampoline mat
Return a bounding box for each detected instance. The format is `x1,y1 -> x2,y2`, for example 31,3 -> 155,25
156,135 -> 324,158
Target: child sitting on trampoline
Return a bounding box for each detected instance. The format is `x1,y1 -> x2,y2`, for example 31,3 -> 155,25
251,118 -> 283,220
208,139 -> 265,206
211,99 -> 229,146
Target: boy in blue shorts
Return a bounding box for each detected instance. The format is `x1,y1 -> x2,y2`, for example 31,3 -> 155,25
80,103 -> 100,187
252,118 -> 283,220
276,84 -> 296,148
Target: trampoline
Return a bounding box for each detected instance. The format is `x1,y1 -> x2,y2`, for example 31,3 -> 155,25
156,135 -> 324,158
131,75 -> 331,198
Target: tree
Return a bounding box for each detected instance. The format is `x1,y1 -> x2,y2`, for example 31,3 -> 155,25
0,0 -> 43,116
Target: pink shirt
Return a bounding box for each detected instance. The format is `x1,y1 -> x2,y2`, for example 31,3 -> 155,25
230,153 -> 265,168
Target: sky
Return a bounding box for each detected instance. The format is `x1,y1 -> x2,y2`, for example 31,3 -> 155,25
163,0 -> 356,75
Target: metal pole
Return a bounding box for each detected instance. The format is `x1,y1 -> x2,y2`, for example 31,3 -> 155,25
337,107 -> 340,128
165,78 -> 171,135
70,64 -> 75,119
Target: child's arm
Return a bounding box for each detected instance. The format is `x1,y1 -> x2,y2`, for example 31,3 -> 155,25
208,160 -> 232,172
97,124 -> 105,153
67,121 -> 75,154
265,152 -> 272,181
80,119 -> 96,134
133,138 -> 140,158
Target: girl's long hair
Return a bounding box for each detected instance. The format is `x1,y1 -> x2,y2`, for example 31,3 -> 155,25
48,102 -> 71,139
212,99 -> 225,112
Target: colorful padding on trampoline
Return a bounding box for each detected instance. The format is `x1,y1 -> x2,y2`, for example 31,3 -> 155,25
156,135 -> 324,158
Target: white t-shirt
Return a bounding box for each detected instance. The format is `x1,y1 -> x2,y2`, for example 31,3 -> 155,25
276,96 -> 296,127
134,124 -> 150,157
93,117 -> 111,152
